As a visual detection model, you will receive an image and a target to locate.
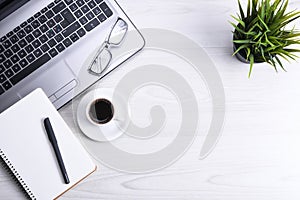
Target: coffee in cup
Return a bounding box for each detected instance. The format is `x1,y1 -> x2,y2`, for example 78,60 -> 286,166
88,98 -> 114,124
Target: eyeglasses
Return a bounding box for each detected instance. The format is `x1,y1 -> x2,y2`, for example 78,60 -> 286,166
88,17 -> 128,76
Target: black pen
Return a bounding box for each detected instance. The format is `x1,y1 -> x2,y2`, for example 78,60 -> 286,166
43,117 -> 70,184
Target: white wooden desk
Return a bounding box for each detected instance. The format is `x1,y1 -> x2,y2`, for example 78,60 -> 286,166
2,0 -> 300,199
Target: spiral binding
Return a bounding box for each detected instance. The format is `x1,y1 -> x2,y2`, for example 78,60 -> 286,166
0,149 -> 36,200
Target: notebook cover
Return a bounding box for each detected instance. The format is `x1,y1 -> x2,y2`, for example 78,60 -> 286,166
0,88 -> 96,199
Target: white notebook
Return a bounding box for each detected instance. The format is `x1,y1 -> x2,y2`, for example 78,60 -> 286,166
0,88 -> 96,200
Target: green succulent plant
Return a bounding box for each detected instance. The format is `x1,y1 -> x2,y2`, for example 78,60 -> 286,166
231,0 -> 300,77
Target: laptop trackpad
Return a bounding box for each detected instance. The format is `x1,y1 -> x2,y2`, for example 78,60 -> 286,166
17,60 -> 77,100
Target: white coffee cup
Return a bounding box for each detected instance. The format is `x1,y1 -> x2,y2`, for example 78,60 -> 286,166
77,88 -> 129,142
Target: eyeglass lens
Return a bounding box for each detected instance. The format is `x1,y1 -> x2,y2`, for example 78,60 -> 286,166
89,48 -> 112,74
108,18 -> 128,45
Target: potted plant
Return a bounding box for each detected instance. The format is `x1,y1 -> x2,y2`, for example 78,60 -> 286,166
230,0 -> 300,77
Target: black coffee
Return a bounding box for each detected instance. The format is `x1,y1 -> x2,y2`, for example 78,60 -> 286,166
89,98 -> 114,124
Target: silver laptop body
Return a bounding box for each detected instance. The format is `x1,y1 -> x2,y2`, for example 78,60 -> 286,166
0,0 -> 144,112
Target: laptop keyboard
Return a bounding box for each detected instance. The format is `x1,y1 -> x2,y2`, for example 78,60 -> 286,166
0,0 -> 113,96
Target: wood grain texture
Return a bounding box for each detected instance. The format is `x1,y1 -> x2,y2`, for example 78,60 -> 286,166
2,0 -> 300,199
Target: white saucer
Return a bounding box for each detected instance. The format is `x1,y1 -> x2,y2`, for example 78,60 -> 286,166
77,88 -> 129,142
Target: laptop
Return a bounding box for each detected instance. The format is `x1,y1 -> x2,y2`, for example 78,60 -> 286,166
0,0 -> 144,112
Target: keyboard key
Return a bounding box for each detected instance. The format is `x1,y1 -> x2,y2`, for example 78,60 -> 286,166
4,69 -> 14,78
70,33 -> 79,42
0,54 -> 5,63
56,43 -> 65,52
25,44 -> 34,53
47,2 -> 55,8
26,54 -> 35,63
12,64 -> 21,73
0,74 -> 6,83
53,24 -> 63,33
32,40 -> 41,48
0,65 -> 5,73
100,2 -> 112,17
74,10 -> 83,18
41,44 -> 50,52
2,81 -> 12,90
3,60 -> 12,68
11,44 -> 20,53
18,50 -> 27,58
46,30 -> 55,38
33,49 -> 42,58
13,26 -> 21,33
60,20 -> 70,28
38,15 -> 48,24
6,31 -> 13,37
3,40 -> 12,48
88,1 -> 96,9
18,39 -> 27,48
86,11 -> 95,20
62,8 -> 75,23
0,45 -> 4,53
46,19 -> 55,28
54,34 -> 63,42
39,35 -> 48,43
31,20 -> 41,29
41,7 -> 48,13
77,28 -> 86,37
11,55 -> 20,63
70,3 -> 78,11
79,16 -> 88,25
25,34 -> 34,43
10,35 -> 19,44
49,48 -> 58,57
63,38 -> 72,47
34,12 -> 41,18
4,49 -> 13,58
48,39 -> 57,47
0,86 -> 4,95
17,30 -> 26,38
93,7 -> 101,15
81,5 -> 89,13
55,0 -> 61,3
40,24 -> 49,33
65,0 -> 73,5
0,36 -> 7,42
24,25 -> 33,34
19,59 -> 28,68
32,29 -> 42,37
54,14 -> 63,23
27,17 -> 34,23
53,2 -> 66,14
62,21 -> 80,37
84,18 -> 100,31
97,13 -> 106,22
11,54 -> 51,85
45,10 -> 54,19
76,0 -> 84,7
